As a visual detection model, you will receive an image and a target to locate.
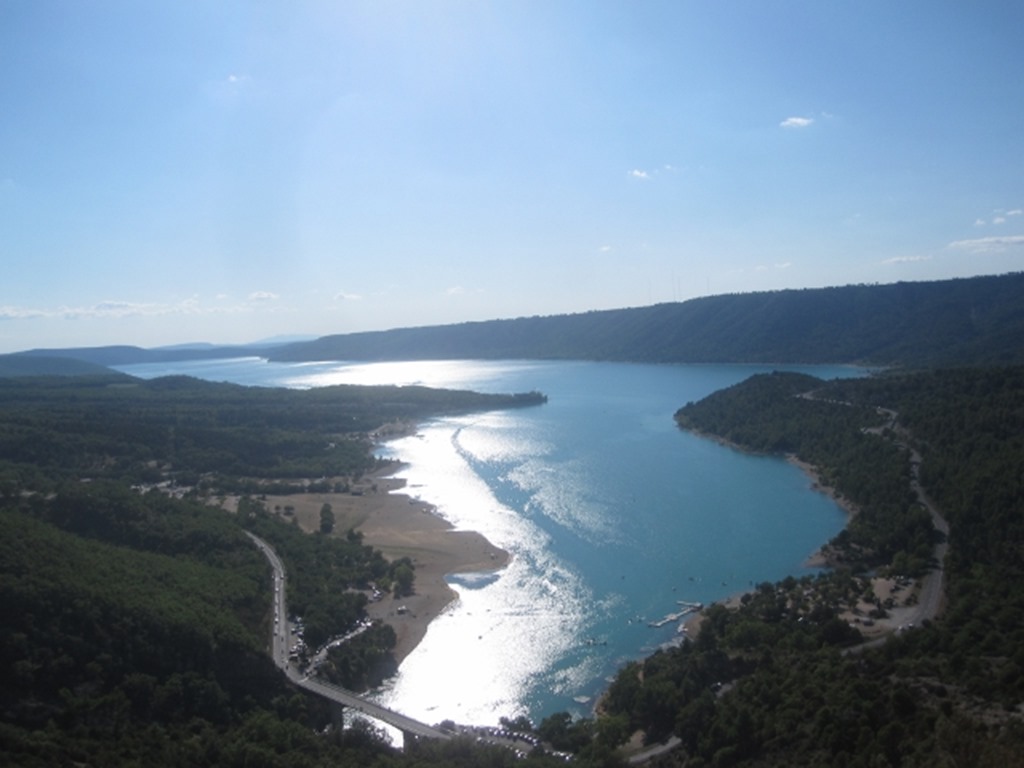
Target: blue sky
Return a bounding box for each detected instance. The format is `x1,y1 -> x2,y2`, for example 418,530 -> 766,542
2,1 -> 1023,353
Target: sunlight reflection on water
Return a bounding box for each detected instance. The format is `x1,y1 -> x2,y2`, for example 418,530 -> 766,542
282,359 -> 542,391
372,420 -> 592,724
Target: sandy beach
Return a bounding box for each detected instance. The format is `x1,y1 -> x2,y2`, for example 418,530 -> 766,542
260,469 -> 509,665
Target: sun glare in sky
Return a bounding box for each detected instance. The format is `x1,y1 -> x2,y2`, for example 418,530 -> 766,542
1,1 -> 1022,352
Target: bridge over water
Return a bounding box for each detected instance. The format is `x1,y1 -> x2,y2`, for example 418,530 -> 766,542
246,533 -> 451,744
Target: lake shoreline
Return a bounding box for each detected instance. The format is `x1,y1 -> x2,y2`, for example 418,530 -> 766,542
786,454 -> 859,568
677,423 -> 856,569
164,357 -> 863,721
255,465 -> 510,667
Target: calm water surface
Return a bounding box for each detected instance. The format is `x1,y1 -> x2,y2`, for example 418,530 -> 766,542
117,358 -> 862,725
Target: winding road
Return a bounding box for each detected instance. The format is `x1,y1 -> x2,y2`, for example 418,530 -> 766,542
245,532 -> 451,742
905,443 -> 949,623
868,406 -> 949,626
808,399 -> 951,651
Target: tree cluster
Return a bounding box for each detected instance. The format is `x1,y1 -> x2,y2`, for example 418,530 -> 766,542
0,373 -> 547,495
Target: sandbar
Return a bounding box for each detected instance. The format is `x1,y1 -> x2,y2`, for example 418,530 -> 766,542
259,468 -> 509,665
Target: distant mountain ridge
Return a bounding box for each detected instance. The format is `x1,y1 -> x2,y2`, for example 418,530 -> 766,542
0,355 -> 120,378
269,273 -> 1024,367
7,273 -> 1024,371
8,343 -> 269,369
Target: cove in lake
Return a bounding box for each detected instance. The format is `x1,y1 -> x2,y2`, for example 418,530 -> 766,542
116,358 -> 863,725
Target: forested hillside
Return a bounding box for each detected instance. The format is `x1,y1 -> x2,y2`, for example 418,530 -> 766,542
2,481 -> 565,767
594,366 -> 1024,766
0,373 -> 544,495
0,354 -> 115,377
0,373 -> 559,767
268,273 -> 1024,368
11,272 -> 1024,370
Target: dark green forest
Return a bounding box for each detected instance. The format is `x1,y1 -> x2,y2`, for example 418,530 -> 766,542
0,373 -> 545,494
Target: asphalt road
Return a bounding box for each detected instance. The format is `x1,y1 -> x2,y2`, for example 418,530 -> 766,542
245,532 -> 451,741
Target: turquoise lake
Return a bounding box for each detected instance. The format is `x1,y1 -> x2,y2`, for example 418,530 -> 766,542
116,357 -> 863,726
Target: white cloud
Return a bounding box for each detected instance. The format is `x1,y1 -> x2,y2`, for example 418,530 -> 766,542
780,116 -> 813,128
205,73 -> 253,106
247,291 -> 278,302
0,295 -> 300,327
333,291 -> 362,301
599,245 -> 612,253
976,209 -> 1023,226
628,165 -> 679,180
224,74 -> 252,88
62,300 -> 179,319
0,305 -> 47,320
0,298 -> 206,322
94,300 -> 146,313
881,255 -> 932,264
446,285 -> 465,296
753,262 -> 793,272
947,235 -> 1024,253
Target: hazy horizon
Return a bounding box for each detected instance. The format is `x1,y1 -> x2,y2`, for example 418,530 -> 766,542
4,2 -> 1023,354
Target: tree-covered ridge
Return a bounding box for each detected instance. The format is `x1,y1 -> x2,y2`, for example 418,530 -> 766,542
11,273 -> 1024,370
0,495 -> 296,765
266,272 -> 1024,368
7,479 -> 383,664
821,366 -> 1024,580
0,373 -> 545,494
595,366 -> 1024,766
0,354 -> 116,377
